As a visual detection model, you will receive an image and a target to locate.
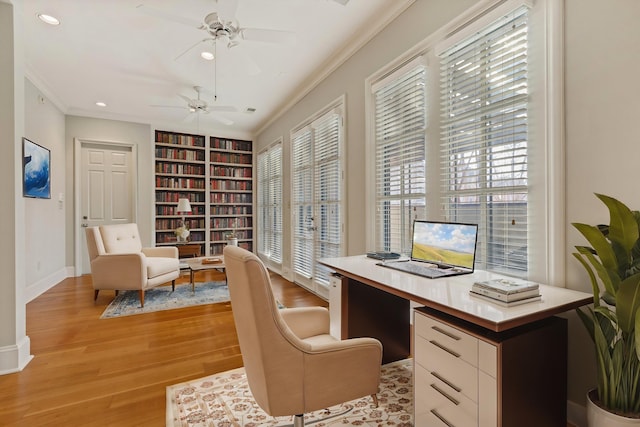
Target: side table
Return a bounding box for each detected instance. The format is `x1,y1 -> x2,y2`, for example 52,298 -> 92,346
176,243 -> 201,259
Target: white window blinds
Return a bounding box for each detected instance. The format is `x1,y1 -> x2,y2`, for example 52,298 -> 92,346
257,143 -> 283,263
373,59 -> 427,254
291,108 -> 343,287
440,6 -> 529,275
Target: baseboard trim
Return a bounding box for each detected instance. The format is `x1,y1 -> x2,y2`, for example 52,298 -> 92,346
26,266 -> 72,302
567,399 -> 586,427
0,336 -> 33,375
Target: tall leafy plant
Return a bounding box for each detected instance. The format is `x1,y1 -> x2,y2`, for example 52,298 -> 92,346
573,193 -> 640,415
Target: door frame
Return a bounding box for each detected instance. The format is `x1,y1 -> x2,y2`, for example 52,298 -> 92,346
74,138 -> 139,275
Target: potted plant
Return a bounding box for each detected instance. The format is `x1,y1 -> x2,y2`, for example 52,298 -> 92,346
226,218 -> 239,246
572,193 -> 640,425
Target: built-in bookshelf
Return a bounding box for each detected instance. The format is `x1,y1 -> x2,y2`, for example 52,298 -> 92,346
209,137 -> 253,255
153,130 -> 253,256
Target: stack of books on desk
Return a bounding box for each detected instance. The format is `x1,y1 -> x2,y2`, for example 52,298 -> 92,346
470,279 -> 541,306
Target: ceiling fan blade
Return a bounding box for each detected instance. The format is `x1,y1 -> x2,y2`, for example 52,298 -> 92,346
211,114 -> 234,126
136,4 -> 201,29
215,0 -> 239,22
207,105 -> 238,113
174,38 -> 213,61
177,94 -> 194,104
240,28 -> 296,45
150,104 -> 188,110
333,0 -> 350,5
182,113 -> 197,123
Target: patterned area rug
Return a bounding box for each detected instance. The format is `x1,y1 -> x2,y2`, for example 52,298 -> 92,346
166,359 -> 413,426
100,281 -> 229,319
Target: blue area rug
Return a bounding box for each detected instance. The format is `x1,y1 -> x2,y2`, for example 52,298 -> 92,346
100,281 -> 230,319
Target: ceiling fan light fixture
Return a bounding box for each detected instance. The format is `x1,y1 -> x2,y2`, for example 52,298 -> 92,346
200,51 -> 215,61
37,13 -> 60,26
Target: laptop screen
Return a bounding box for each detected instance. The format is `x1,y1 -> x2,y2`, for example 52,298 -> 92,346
411,220 -> 478,270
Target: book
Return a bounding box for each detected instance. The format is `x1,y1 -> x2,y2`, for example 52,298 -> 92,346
470,285 -> 540,302
470,291 -> 542,307
473,278 -> 539,295
201,257 -> 222,265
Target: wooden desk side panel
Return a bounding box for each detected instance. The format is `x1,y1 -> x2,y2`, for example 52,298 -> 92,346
499,316 -> 568,427
346,278 -> 411,364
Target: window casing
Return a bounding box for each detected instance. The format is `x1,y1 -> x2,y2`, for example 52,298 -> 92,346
291,104 -> 344,295
440,6 -> 530,276
257,142 -> 283,264
372,58 -> 427,254
367,0 -> 562,282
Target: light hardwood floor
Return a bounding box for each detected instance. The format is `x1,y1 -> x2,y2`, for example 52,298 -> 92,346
0,270 -> 576,426
0,270 -> 325,426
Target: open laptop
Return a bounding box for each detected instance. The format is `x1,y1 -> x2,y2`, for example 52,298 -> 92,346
378,220 -> 478,279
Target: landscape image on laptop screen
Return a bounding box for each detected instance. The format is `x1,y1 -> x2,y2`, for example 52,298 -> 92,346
412,221 -> 478,269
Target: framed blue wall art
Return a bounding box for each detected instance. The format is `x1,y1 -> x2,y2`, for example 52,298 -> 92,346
22,138 -> 51,199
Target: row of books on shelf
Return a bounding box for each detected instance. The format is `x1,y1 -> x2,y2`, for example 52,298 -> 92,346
156,163 -> 206,175
210,180 -> 252,191
155,177 -> 206,189
155,192 -> 206,203
211,217 -> 252,228
211,206 -> 252,215
155,132 -> 205,147
155,147 -> 206,162
210,166 -> 252,178
156,231 -> 206,243
210,138 -> 252,152
210,152 -> 252,165
470,278 -> 541,307
211,230 -> 253,241
210,241 -> 252,255
156,205 -> 206,216
156,219 -> 206,229
210,193 -> 252,203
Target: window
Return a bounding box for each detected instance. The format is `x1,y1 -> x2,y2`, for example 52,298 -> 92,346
291,104 -> 344,297
439,5 -> 529,275
367,0 -> 562,281
257,142 -> 283,264
372,58 -> 427,254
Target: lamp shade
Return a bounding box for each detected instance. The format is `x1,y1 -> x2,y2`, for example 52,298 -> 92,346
176,198 -> 192,214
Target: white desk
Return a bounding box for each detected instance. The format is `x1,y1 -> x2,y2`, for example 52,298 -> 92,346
319,255 -> 592,427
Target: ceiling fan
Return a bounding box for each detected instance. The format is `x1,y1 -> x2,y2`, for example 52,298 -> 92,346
151,86 -> 236,126
137,0 -> 296,57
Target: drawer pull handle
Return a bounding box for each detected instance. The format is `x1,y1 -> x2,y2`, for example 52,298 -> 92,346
431,409 -> 456,427
431,371 -> 462,393
432,325 -> 461,341
429,340 -> 461,358
430,383 -> 460,405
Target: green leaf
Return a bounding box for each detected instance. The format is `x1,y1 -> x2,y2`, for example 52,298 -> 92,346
617,273 -> 640,334
573,223 -> 620,273
636,308 -> 640,362
577,247 -> 620,297
597,193 -> 639,254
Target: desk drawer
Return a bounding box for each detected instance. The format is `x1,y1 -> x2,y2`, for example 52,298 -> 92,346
415,310 -> 478,367
415,334 -> 478,402
415,363 -> 478,427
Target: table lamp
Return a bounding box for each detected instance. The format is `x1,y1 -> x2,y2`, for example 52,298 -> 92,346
175,198 -> 192,242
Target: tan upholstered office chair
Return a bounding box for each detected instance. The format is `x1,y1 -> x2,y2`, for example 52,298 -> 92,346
223,246 -> 382,427
85,223 -> 180,307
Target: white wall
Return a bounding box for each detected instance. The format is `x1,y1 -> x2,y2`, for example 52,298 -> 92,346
23,78 -> 67,300
564,0 -> 640,411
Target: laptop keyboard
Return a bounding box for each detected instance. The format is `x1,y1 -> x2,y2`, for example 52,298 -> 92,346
380,261 -> 449,278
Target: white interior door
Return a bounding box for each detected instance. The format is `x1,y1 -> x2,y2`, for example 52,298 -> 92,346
77,141 -> 135,275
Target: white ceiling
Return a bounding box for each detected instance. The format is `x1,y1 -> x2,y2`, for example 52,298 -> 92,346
23,0 -> 410,137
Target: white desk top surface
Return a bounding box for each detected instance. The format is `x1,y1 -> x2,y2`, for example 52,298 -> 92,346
319,255 -> 592,330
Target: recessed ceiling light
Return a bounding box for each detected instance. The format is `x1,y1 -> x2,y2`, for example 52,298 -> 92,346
37,13 -> 60,26
96,101 -> 107,107
200,51 -> 214,61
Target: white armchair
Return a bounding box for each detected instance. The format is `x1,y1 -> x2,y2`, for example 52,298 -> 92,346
85,223 -> 180,307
